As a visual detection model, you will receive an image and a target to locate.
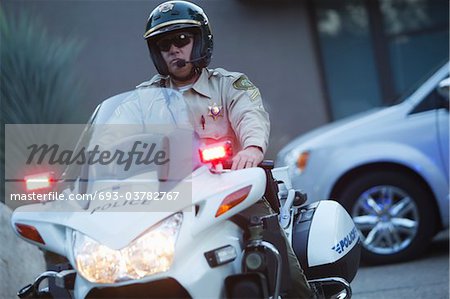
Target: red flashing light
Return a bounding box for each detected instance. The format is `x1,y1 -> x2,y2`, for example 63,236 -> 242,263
199,141 -> 233,164
24,172 -> 53,192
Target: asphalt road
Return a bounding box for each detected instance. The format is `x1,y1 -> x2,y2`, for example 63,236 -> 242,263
351,230 -> 449,299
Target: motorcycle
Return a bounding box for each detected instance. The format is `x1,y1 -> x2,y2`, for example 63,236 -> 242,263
11,87 -> 360,298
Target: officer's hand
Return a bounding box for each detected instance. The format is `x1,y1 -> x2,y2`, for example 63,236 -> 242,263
231,146 -> 264,170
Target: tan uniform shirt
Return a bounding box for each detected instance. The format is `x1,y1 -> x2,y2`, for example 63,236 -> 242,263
137,68 -> 270,154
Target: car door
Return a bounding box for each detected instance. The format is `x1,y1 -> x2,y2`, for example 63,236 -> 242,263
437,87 -> 449,181
409,84 -> 449,181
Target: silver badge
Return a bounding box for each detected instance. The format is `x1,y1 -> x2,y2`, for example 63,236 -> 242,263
208,103 -> 224,120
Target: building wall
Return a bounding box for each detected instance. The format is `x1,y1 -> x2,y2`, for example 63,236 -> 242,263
3,0 -> 329,159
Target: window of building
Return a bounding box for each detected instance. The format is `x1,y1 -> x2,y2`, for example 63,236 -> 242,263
310,0 -> 449,120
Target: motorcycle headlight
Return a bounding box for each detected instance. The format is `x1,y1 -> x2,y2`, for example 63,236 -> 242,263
73,213 -> 183,283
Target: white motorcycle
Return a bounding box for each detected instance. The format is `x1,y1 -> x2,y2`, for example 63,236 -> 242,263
11,88 -> 360,298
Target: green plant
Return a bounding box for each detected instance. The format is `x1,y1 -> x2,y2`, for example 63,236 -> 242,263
0,8 -> 85,203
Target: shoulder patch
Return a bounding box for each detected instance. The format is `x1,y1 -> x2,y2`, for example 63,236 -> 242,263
233,76 -> 256,90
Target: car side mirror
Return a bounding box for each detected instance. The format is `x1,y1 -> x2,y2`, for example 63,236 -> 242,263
437,78 -> 449,99
437,77 -> 449,110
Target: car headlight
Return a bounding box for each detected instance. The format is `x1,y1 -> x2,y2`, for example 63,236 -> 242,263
73,213 -> 182,283
284,150 -> 310,175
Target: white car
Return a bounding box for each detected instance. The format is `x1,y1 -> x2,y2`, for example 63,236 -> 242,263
276,62 -> 449,264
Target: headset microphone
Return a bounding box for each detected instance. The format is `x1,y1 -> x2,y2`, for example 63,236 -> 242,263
175,56 -> 206,68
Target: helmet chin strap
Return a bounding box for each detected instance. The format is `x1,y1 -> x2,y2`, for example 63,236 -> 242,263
170,66 -> 199,83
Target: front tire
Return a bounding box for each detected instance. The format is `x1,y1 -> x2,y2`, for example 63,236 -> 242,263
338,170 -> 436,264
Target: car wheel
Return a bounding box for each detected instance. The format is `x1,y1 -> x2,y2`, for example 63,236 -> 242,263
338,170 -> 436,265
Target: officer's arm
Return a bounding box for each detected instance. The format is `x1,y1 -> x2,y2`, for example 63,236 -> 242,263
227,76 -> 270,169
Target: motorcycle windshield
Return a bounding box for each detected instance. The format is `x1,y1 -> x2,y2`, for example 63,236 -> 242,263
92,87 -> 193,127
58,87 -> 197,212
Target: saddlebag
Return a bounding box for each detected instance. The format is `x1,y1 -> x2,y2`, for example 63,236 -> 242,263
292,200 -> 361,283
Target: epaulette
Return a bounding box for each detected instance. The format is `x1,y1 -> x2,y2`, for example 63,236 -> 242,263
209,68 -> 243,80
135,74 -> 168,89
135,80 -> 152,89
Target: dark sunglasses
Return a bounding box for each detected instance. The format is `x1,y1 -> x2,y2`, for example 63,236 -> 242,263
156,33 -> 193,52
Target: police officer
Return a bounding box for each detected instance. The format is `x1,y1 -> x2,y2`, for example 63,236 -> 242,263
142,1 -> 313,298
141,0 -> 269,170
